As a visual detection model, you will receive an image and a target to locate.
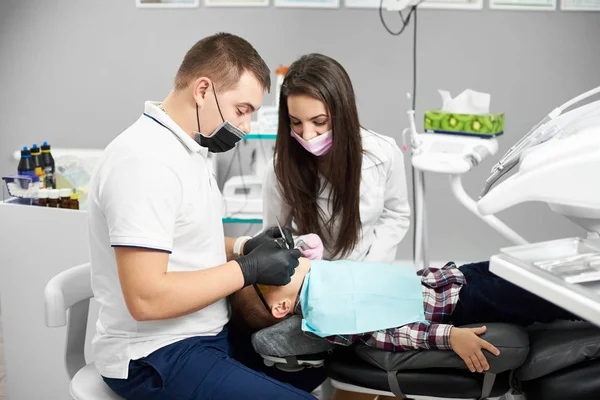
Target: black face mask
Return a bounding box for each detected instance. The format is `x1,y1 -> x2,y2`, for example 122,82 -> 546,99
194,83 -> 246,153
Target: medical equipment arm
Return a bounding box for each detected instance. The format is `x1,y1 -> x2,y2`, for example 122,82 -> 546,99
450,175 -> 528,246
478,126 -> 600,220
478,89 -> 600,224
364,143 -> 411,264
481,85 -> 600,198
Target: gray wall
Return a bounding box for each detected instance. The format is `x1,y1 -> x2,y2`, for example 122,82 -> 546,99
1,0 -> 599,261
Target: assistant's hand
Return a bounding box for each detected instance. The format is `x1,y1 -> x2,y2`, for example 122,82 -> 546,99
243,227 -> 294,255
296,234 -> 324,260
449,326 -> 500,373
236,241 -> 301,287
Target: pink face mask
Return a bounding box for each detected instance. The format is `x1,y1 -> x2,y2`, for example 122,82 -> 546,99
290,129 -> 333,156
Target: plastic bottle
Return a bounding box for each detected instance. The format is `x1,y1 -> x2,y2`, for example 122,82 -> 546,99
48,189 -> 60,208
37,188 -> 49,207
59,188 -> 72,209
17,147 -> 36,177
41,141 -> 56,189
30,144 -> 45,187
274,65 -> 289,108
70,191 -> 79,210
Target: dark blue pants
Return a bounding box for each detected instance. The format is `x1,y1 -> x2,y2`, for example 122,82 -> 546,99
102,327 -> 318,400
451,261 -> 579,326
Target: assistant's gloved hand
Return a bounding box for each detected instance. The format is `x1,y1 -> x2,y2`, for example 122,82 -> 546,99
243,226 -> 294,255
296,233 -> 324,261
236,241 -> 301,287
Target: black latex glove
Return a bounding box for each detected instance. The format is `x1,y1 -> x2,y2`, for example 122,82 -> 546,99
242,226 -> 294,255
236,241 -> 301,287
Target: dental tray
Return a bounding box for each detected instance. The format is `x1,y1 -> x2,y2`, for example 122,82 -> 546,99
500,237 -> 600,284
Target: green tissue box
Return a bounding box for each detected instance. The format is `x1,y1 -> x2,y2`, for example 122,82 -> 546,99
424,110 -> 505,138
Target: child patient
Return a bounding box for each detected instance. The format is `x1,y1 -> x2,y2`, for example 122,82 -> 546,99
230,258 -> 579,373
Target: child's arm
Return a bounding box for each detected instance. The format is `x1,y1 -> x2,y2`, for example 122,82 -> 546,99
361,321 -> 454,351
358,323 -> 500,372
449,325 -> 500,373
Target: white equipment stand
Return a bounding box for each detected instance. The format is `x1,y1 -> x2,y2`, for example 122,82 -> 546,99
405,108 -> 528,271
410,85 -> 600,328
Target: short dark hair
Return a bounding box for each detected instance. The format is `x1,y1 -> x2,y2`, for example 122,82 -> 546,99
229,286 -> 284,333
175,32 -> 271,92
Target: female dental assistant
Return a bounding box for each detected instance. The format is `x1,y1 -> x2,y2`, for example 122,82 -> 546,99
262,53 -> 411,263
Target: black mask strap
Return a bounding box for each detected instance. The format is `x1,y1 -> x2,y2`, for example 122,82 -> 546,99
196,103 -> 201,133
211,82 -> 226,123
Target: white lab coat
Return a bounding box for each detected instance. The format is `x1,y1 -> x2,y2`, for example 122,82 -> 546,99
262,128 -> 410,263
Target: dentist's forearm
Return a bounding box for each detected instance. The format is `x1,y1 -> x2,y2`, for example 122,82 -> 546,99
116,246 -> 246,321
130,261 -> 245,321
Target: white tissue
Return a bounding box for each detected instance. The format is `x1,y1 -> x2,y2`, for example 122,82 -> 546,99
438,89 -> 491,115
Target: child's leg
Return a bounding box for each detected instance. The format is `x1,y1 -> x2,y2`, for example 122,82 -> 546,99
450,261 -> 580,326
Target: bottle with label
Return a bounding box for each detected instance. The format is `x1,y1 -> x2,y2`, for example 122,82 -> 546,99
41,141 -> 56,189
30,144 -> 45,187
48,189 -> 60,208
274,65 -> 289,109
37,188 -> 49,207
17,147 -> 36,178
70,191 -> 79,210
59,188 -> 72,209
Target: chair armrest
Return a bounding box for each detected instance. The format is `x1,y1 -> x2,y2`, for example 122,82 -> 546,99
355,322 -> 530,374
45,263 -> 92,327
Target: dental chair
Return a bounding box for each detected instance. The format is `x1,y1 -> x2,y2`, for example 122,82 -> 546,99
513,321 -> 600,400
251,86 -> 600,399
252,317 -> 600,399
252,316 -> 530,399
44,263 -> 124,400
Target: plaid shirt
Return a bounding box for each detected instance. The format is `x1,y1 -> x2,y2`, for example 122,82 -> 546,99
295,262 -> 466,351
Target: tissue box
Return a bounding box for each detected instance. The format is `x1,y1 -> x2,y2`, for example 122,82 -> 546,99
424,110 -> 504,138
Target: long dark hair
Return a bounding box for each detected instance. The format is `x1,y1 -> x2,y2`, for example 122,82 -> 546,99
274,54 -> 362,259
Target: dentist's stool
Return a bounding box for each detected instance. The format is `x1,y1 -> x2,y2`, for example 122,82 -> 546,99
44,263 -> 124,400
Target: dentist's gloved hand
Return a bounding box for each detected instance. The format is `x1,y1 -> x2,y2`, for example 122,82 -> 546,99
236,241 -> 301,287
296,234 -> 324,261
243,227 -> 294,255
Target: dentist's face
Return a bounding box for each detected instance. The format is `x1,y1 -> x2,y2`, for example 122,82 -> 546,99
197,71 -> 264,135
287,95 -> 331,141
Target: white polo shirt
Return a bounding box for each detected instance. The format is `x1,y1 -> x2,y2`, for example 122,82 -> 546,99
88,101 -> 229,379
